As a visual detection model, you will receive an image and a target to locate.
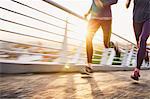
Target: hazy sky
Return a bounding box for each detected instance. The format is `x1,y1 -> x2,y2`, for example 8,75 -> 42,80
52,0 -> 150,44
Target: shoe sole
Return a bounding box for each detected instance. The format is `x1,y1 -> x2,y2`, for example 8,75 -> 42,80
81,66 -> 92,75
85,66 -> 93,73
131,76 -> 139,81
81,72 -> 91,75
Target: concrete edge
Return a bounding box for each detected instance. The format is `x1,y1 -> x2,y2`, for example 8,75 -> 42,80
0,62 -> 149,74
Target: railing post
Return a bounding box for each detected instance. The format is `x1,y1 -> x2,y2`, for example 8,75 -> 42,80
131,51 -> 137,67
106,48 -> 115,65
59,18 -> 68,64
71,42 -> 83,64
100,48 -> 109,65
125,45 -> 135,66
121,49 -> 129,66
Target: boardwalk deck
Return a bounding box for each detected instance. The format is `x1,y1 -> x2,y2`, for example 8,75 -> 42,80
0,70 -> 150,99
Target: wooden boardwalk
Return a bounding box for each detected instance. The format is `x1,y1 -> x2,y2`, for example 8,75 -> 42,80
0,70 -> 150,99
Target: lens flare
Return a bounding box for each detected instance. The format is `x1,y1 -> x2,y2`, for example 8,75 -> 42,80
64,64 -> 70,69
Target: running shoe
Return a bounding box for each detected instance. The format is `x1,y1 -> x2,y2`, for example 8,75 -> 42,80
109,41 -> 121,57
131,69 -> 140,81
145,51 -> 149,65
83,66 -> 93,75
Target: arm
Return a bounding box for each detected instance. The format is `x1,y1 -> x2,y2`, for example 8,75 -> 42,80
126,0 -> 132,8
86,5 -> 92,15
84,3 -> 92,19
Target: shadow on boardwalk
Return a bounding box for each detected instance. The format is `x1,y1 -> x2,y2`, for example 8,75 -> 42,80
0,70 -> 150,99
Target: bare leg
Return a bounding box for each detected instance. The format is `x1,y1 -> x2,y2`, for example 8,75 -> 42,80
86,19 -> 101,68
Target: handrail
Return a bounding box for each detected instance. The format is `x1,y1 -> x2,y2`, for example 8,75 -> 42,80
0,29 -> 62,44
0,49 -> 59,57
0,7 -> 65,30
43,0 -> 85,20
0,40 -> 61,50
112,32 -> 135,45
10,0 -> 66,22
0,28 -> 82,48
0,18 -> 83,42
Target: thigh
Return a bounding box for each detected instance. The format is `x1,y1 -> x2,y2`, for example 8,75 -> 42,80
101,20 -> 112,39
87,19 -> 101,38
140,19 -> 150,41
133,22 -> 143,44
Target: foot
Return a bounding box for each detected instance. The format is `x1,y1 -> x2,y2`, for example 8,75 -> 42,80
131,68 -> 140,81
144,51 -> 149,65
85,66 -> 93,73
83,66 -> 93,75
109,41 -> 121,57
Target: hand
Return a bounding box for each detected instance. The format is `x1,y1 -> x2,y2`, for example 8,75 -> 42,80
84,13 -> 89,19
126,2 -> 130,8
126,0 -> 131,8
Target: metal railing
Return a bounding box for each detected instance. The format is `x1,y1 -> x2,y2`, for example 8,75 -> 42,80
0,0 -> 149,67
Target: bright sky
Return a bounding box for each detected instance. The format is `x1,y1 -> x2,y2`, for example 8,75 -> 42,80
0,0 -> 149,48
53,0 -> 134,41
53,0 -> 150,44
